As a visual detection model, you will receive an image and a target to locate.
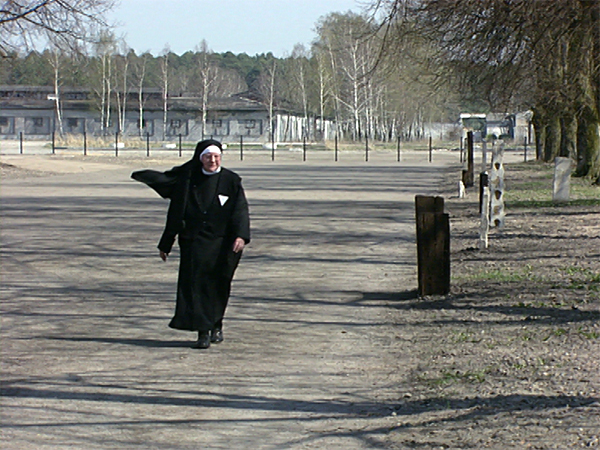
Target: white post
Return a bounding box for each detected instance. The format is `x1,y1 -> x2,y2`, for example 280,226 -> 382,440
458,179 -> 466,199
490,141 -> 505,228
479,184 -> 490,249
481,139 -> 488,172
553,157 -> 572,202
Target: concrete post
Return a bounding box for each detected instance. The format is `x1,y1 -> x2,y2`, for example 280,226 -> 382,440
553,157 -> 572,202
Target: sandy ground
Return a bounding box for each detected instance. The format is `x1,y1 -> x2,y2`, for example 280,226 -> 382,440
1,148 -> 598,449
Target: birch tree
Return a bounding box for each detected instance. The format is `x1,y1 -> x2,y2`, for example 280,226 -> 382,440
159,46 -> 170,140
195,40 -> 217,138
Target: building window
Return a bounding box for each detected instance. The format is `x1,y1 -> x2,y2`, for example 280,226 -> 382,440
245,119 -> 255,129
67,118 -> 78,128
170,119 -> 181,128
0,116 -> 13,134
213,119 -> 222,128
33,117 -> 44,127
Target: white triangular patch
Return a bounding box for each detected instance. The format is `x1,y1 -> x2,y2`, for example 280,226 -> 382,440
218,195 -> 229,206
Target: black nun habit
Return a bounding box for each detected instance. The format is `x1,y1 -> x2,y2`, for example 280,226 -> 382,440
131,140 -> 250,336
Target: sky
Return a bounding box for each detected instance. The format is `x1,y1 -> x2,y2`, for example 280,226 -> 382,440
108,0 -> 366,57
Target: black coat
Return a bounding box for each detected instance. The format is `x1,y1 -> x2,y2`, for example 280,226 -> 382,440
132,163 -> 250,254
132,157 -> 250,332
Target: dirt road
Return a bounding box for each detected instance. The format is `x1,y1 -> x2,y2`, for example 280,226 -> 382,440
1,150 -> 453,449
2,149 -> 597,449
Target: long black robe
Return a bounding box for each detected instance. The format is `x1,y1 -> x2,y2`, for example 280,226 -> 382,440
132,145 -> 250,333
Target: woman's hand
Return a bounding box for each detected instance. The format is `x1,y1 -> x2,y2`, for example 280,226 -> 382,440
159,250 -> 168,261
232,238 -> 245,253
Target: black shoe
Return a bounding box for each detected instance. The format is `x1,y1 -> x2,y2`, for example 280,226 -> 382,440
191,332 -> 210,349
210,329 -> 223,344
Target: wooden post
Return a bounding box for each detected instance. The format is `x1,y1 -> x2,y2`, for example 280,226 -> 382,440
19,131 -> 23,154
479,172 -> 489,214
52,131 -> 55,154
240,135 -> 244,161
178,134 -> 182,157
146,132 -> 150,157
415,195 -> 450,296
365,135 -> 369,162
115,132 -> 119,157
83,130 -> 87,156
462,131 -> 475,187
397,135 -> 401,162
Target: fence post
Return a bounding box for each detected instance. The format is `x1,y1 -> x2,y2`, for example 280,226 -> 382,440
462,131 -> 475,188
19,131 -> 23,154
115,132 -> 119,157
239,135 -> 243,161
178,134 -> 182,157
428,135 -> 432,162
490,142 -> 506,227
481,139 -> 487,172
479,172 -> 489,214
303,135 -> 306,161
365,135 -> 369,162
523,136 -> 527,162
415,195 -> 450,296
397,135 -> 401,162
271,130 -> 275,161
83,130 -> 87,156
479,181 -> 490,249
334,134 -> 338,162
52,131 -> 55,155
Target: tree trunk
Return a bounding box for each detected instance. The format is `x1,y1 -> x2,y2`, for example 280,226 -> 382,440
532,109 -> 546,160
544,113 -> 561,162
575,105 -> 600,183
560,115 -> 577,158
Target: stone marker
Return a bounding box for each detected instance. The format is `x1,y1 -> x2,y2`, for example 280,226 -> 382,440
553,157 -> 572,202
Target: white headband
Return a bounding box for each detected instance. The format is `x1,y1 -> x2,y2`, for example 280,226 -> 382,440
200,145 -> 222,157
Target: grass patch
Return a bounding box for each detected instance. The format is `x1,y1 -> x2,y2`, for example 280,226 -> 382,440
423,369 -> 488,386
503,161 -> 600,208
507,198 -> 600,208
458,266 -> 543,284
577,327 -> 600,339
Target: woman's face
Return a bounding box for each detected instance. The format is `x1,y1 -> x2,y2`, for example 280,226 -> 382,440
201,152 -> 221,172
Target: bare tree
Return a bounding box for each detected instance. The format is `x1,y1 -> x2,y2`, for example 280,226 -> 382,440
113,42 -> 131,135
45,45 -> 64,136
131,52 -> 150,137
374,0 -> 599,182
290,44 -> 310,138
1,0 -> 117,56
195,40 -> 217,139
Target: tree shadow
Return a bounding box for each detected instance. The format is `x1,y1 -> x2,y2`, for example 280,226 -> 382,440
48,336 -> 191,348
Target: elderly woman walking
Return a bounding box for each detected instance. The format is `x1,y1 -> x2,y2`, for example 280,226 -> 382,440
132,139 -> 250,349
